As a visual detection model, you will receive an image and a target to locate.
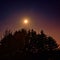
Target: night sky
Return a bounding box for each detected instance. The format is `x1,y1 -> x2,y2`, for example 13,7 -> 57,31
0,0 -> 60,44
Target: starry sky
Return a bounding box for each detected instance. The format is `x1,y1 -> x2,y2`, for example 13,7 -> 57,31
0,0 -> 60,44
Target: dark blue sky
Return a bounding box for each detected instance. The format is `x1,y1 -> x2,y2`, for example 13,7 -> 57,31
0,0 -> 60,43
0,0 -> 60,20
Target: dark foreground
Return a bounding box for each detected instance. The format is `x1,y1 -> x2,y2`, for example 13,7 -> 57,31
0,29 -> 60,60
0,49 -> 60,60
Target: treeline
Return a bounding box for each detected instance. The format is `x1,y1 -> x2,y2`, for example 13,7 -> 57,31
0,29 -> 60,60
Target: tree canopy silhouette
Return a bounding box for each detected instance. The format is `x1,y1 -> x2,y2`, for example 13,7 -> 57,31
0,29 -> 59,60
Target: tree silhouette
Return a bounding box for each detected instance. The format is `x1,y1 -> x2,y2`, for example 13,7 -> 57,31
47,36 -> 58,50
0,29 -> 59,59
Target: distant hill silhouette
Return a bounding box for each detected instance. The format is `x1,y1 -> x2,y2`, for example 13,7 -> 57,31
0,29 -> 60,60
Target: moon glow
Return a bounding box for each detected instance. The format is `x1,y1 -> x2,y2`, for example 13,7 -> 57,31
24,19 -> 28,24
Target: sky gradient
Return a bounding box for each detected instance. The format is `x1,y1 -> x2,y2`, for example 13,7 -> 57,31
0,0 -> 60,44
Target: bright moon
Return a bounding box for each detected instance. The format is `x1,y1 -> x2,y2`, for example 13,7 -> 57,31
24,19 -> 28,24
